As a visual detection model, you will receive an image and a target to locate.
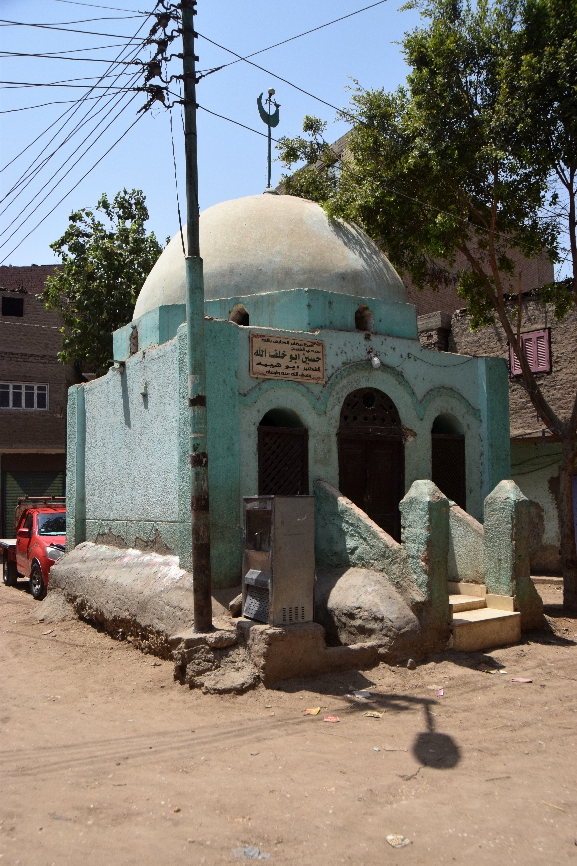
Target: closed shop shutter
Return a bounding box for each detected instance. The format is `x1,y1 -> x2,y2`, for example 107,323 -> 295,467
2,471 -> 65,535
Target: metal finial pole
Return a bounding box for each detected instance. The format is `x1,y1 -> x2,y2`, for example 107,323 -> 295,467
257,89 -> 280,191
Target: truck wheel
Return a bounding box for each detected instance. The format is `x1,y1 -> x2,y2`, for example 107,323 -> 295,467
2,557 -> 18,587
29,563 -> 46,600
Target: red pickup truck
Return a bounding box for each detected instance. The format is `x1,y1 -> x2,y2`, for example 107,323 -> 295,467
1,497 -> 66,600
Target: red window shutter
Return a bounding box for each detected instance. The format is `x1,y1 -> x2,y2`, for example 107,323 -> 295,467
510,342 -> 522,375
533,329 -> 551,372
510,329 -> 551,375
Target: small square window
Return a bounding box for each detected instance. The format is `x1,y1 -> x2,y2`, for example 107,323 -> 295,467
1,296 -> 24,317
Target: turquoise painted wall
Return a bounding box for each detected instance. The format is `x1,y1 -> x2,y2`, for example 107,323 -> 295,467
77,293 -> 511,589
77,335 -> 189,554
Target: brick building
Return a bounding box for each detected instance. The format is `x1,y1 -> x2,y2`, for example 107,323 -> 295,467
0,265 -> 76,536
412,253 -> 574,576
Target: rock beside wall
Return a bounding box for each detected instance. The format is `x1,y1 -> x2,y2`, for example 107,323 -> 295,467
48,542 -> 199,657
315,566 -> 422,660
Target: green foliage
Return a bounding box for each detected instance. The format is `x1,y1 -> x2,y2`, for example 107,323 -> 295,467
42,189 -> 163,376
277,0 -> 570,328
277,115 -> 340,201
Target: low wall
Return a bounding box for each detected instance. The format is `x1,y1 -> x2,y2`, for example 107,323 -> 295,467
448,505 -> 484,584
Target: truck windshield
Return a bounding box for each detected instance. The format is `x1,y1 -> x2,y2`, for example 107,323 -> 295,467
37,513 -> 66,536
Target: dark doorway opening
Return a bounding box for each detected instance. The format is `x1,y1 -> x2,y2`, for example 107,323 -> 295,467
258,409 -> 308,496
431,414 -> 466,510
337,388 -> 405,541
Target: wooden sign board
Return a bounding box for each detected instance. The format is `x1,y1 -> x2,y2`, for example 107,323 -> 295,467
250,333 -> 325,384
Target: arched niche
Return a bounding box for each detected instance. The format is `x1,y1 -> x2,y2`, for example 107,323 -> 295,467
258,408 -> 308,495
355,304 -> 374,333
431,413 -> 466,509
229,303 -> 250,326
337,387 -> 404,541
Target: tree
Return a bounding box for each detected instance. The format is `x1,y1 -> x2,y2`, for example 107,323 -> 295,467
42,189 -> 163,377
277,0 -> 577,609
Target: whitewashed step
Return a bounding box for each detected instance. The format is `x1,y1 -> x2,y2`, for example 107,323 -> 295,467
449,594 -> 486,614
451,608 -> 521,652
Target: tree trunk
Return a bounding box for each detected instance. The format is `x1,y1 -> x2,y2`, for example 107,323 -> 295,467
558,437 -> 577,611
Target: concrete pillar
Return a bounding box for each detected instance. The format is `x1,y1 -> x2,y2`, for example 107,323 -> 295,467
484,480 -> 544,629
477,357 -> 511,501
399,480 -> 450,632
66,384 -> 86,549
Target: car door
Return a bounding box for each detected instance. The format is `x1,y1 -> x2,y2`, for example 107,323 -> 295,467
16,512 -> 33,577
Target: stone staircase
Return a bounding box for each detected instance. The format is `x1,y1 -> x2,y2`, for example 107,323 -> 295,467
449,583 -> 521,652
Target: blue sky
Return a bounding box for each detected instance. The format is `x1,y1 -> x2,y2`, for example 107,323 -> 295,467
0,0 -> 420,266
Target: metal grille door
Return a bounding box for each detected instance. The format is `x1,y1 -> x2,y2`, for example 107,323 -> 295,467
258,427 -> 308,496
431,433 -> 466,510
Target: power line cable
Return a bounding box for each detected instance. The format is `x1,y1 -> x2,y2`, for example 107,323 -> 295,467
0,13 -> 151,203
53,0 -> 148,11
1,78 -> 141,219
0,19 -> 150,39
0,51 -> 143,64
0,11 -> 152,180
0,92 -> 141,252
0,111 -> 144,265
0,95 -> 108,114
199,0 -> 390,77
196,104 -> 279,142
0,15 -> 145,25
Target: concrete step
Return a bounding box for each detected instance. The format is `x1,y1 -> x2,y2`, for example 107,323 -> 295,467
451,607 -> 521,652
449,594 -> 486,613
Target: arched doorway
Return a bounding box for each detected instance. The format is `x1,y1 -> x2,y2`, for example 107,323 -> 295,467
431,414 -> 466,509
258,408 -> 309,496
337,388 -> 404,541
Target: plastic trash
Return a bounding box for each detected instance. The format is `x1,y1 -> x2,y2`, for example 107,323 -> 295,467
386,834 -> 411,848
231,846 -> 270,860
353,690 -> 372,698
511,677 -> 532,683
438,688 -> 444,696
363,711 -> 384,719
304,707 -> 321,716
324,715 -> 340,723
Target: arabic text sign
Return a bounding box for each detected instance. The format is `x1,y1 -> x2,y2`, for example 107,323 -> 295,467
250,333 -> 325,383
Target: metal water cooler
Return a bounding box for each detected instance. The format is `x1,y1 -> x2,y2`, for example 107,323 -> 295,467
242,496 -> 315,626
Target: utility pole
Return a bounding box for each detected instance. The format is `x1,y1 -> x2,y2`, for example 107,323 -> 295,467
180,0 -> 212,632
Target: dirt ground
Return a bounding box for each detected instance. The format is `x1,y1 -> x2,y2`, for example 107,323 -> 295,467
1,581 -> 576,866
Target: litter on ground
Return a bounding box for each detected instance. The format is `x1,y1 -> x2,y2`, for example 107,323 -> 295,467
386,834 -> 411,848
324,715 -> 340,723
304,707 -> 321,716
231,845 -> 270,860
511,677 -> 533,683
363,711 -> 384,719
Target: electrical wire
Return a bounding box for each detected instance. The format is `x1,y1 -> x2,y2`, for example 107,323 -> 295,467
196,104 -> 279,142
0,80 -> 140,89
53,0 -> 148,11
0,92 -> 142,251
0,95 -> 107,113
0,51 -> 142,64
0,19 -> 150,39
0,12 -> 151,211
199,0 -> 390,77
169,110 -> 185,257
0,16 -> 146,25
0,111 -> 145,265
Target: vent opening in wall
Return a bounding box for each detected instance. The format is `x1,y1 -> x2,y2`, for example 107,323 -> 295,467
355,304 -> 374,333
229,304 -> 250,326
282,605 -> 305,623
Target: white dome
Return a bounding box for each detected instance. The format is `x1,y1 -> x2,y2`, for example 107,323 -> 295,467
133,194 -> 408,319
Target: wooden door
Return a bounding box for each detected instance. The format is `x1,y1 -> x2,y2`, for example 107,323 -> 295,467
431,433 -> 466,509
258,426 -> 308,496
338,388 -> 405,541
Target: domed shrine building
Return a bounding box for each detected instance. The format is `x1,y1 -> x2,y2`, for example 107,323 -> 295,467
66,194 -> 510,587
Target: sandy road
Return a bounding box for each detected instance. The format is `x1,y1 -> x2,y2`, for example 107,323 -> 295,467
1,581 -> 576,866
